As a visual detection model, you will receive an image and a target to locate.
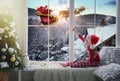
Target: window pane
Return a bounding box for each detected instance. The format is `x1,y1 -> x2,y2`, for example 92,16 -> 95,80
49,0 -> 70,25
74,0 -> 95,61
28,0 -> 49,25
49,26 -> 69,61
28,27 -> 48,61
96,0 -> 116,49
73,0 -> 116,61
49,0 -> 70,61
28,0 -> 70,61
74,0 -> 94,26
28,0 -> 70,25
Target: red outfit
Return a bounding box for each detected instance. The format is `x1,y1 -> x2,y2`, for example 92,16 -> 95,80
66,34 -> 100,68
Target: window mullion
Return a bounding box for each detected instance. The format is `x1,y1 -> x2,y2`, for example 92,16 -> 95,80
94,0 -> 96,34
116,0 -> 120,47
69,0 -> 74,61
48,0 -> 50,61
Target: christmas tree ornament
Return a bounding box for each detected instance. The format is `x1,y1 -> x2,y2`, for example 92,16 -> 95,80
10,56 -> 16,62
1,48 -> 6,52
8,47 -> 14,54
15,61 -> 19,66
2,55 -> 6,60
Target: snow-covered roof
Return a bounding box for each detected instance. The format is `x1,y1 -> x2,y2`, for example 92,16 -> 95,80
87,24 -> 116,46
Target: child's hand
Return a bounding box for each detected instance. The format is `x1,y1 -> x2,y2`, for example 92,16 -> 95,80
73,27 -> 76,31
73,27 -> 80,35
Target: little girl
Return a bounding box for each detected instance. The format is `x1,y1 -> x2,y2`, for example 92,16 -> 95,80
61,27 -> 100,68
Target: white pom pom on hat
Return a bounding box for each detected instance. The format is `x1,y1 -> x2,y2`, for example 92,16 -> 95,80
86,34 -> 99,49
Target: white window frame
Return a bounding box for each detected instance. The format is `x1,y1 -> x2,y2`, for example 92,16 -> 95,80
13,0 -> 120,66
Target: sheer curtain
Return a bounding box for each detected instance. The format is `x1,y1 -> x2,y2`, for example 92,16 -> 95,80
11,0 -> 29,64
16,0 -> 29,64
14,0 -> 27,53
0,0 -> 28,60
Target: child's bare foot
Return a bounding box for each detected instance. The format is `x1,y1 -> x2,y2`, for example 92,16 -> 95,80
59,63 -> 67,67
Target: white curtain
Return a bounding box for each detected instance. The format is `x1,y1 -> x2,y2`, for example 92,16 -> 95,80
0,0 -> 29,63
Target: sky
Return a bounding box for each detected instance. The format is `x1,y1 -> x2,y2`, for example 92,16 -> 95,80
28,0 -> 116,16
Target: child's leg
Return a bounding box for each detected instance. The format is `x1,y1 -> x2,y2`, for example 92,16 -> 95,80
60,60 -> 100,68
60,61 -> 83,68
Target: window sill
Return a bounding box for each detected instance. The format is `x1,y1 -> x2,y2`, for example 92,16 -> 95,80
24,61 -> 65,70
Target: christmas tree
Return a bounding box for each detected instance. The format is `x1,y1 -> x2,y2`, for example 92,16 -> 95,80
0,11 -> 25,70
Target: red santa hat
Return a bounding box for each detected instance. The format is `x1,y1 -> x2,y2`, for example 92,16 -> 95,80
86,34 -> 99,49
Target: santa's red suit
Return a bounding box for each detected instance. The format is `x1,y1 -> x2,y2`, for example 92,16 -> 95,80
36,5 -> 54,25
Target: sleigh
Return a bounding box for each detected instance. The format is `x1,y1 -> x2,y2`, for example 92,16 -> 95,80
35,11 -> 58,25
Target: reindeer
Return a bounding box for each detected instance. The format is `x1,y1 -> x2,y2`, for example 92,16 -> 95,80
59,6 -> 85,20
74,6 -> 85,15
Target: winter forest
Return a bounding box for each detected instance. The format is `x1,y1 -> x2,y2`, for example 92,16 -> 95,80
28,0 -> 116,61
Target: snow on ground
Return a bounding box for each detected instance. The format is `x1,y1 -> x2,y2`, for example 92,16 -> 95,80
61,39 -> 86,60
74,39 -> 86,58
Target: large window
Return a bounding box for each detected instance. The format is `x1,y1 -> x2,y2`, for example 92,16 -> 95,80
28,0 -> 116,61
